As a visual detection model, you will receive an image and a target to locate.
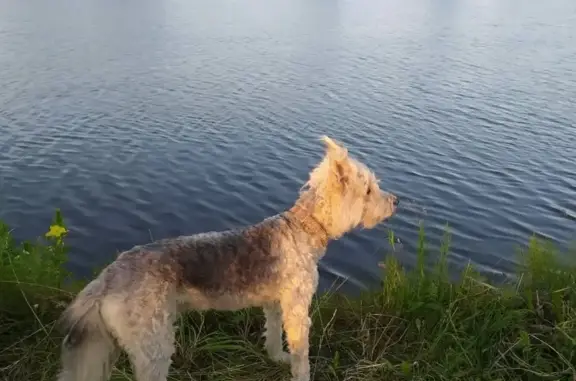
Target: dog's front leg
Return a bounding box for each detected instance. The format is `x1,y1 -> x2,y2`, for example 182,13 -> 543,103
263,302 -> 290,363
281,287 -> 313,381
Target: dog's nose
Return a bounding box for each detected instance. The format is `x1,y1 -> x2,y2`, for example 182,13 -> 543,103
393,196 -> 400,206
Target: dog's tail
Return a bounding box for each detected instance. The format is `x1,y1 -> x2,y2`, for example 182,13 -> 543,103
57,280 -> 117,381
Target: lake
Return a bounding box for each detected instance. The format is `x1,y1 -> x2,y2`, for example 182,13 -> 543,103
1,0 -> 575,292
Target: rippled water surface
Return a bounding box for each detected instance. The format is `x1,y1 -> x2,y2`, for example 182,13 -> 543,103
1,0 -> 575,291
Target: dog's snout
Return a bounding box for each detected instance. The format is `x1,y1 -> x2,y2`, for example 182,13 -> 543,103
392,195 -> 399,206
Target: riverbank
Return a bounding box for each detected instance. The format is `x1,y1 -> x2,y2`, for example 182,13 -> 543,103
1,211 -> 574,381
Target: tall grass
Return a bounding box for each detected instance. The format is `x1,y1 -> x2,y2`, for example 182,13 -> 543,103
0,209 -> 72,316
0,212 -> 574,381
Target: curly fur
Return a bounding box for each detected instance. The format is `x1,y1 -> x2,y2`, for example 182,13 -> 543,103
57,135 -> 398,381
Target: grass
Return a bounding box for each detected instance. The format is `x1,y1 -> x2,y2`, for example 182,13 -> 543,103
1,211 -> 575,381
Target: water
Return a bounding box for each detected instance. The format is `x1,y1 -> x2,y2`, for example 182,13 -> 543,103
1,0 -> 575,292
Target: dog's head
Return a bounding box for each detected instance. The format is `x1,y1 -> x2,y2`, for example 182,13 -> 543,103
301,136 -> 398,238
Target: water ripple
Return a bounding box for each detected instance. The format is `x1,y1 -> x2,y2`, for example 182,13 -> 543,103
1,0 -> 575,288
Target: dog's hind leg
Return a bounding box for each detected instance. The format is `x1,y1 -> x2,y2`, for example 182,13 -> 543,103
111,310 -> 175,381
100,289 -> 177,381
263,302 -> 290,363
281,288 -> 313,381
122,326 -> 175,381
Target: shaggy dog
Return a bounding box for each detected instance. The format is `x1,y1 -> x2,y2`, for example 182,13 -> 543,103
57,136 -> 399,381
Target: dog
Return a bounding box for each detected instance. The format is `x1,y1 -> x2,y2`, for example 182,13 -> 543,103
57,136 -> 399,381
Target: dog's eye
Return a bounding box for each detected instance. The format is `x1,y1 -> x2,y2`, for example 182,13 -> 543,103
366,188 -> 371,196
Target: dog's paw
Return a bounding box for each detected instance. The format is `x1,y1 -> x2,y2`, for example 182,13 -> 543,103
270,351 -> 291,364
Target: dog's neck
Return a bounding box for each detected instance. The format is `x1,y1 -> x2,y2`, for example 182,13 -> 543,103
286,202 -> 330,250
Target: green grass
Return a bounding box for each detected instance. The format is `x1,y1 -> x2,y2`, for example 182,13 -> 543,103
1,212 -> 575,381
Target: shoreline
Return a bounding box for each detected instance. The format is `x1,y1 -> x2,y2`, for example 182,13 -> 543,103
1,211 -> 574,380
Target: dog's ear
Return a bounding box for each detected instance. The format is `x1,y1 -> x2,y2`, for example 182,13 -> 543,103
321,136 -> 350,186
321,136 -> 348,162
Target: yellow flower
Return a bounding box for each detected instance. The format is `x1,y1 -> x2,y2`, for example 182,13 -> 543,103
45,225 -> 67,239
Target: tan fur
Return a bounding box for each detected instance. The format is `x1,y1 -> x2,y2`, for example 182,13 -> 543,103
57,136 -> 398,381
